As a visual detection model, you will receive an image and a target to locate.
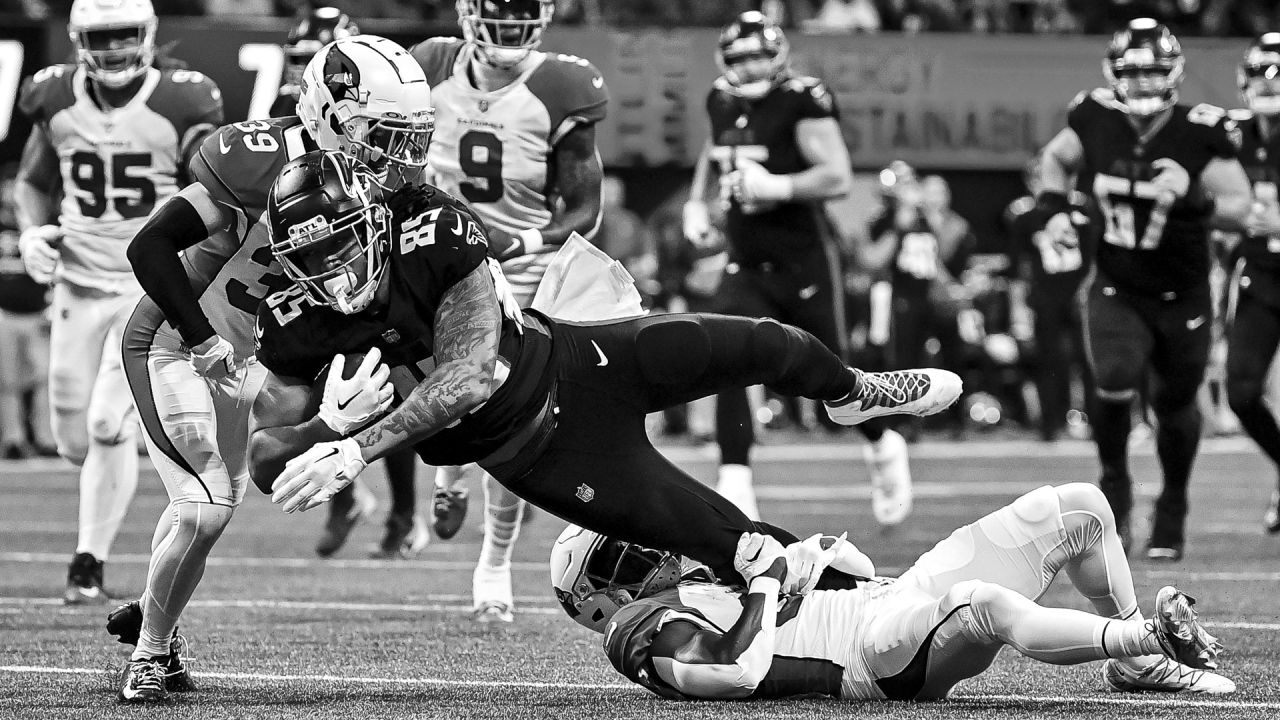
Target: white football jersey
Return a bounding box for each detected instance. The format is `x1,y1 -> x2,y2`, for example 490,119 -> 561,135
18,64 -> 223,293
411,38 -> 607,296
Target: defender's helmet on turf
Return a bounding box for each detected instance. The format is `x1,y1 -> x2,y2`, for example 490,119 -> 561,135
1103,18 -> 1184,117
1240,32 -> 1280,116
283,7 -> 360,89
550,525 -> 682,633
457,0 -> 555,68
716,11 -> 789,99
297,36 -> 435,180
68,0 -> 157,89
266,150 -> 390,315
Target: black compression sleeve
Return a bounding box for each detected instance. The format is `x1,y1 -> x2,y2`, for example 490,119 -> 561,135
126,196 -> 217,347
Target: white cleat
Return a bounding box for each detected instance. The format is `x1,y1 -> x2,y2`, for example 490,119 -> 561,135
825,369 -> 962,425
472,601 -> 514,624
864,428 -> 912,526
1103,658 -> 1236,694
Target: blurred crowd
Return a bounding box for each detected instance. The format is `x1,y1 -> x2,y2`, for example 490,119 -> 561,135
4,0 -> 1280,36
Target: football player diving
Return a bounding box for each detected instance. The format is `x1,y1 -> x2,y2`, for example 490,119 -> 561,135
406,0 -> 610,622
15,0 -> 223,605
1039,18 -> 1252,561
1224,33 -> 1280,535
106,36 -> 432,702
681,11 -> 915,528
552,483 -> 1235,699
247,147 -> 962,614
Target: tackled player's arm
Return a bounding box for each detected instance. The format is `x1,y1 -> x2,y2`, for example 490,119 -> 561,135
1199,156 -> 1252,232
126,183 -> 234,348
644,571 -> 784,699
247,370 -> 343,491
13,124 -> 60,230
792,116 -> 854,201
351,262 -> 502,462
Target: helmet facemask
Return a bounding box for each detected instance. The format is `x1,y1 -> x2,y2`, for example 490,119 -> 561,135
551,529 -> 683,633
73,21 -> 156,88
272,170 -> 390,315
718,41 -> 788,99
1105,60 -> 1183,117
458,0 -> 554,68
1240,42 -> 1280,116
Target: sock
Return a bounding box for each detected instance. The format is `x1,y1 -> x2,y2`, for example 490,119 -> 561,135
474,474 -> 521,609
383,450 -> 418,517
76,436 -> 140,561
716,388 -> 754,466
716,463 -> 759,521
132,503 -> 233,660
1092,398 -> 1133,519
1152,402 -> 1201,545
435,463 -> 472,494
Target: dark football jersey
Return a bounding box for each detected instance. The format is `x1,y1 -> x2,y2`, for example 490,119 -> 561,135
255,185 -> 554,467
1068,88 -> 1238,295
1004,190 -> 1092,299
1229,109 -> 1280,272
705,74 -> 837,266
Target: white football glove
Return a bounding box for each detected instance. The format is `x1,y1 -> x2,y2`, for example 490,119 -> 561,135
781,532 -> 847,595
318,347 -> 393,435
733,532 -> 788,585
271,438 -> 368,513
731,157 -> 794,206
682,199 -> 711,246
189,335 -> 238,380
1150,158 -> 1191,200
18,225 -> 61,284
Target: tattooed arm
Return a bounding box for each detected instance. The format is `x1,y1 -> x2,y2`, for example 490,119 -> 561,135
352,262 -> 502,462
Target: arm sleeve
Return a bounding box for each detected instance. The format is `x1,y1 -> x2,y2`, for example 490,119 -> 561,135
126,189 -> 225,346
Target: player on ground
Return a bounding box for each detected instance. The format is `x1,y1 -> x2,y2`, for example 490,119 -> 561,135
14,0 -> 223,604
682,12 -> 912,526
272,9 -> 427,561
554,482 -> 1234,699
1039,18 -> 1252,560
106,36 -> 434,703
1226,33 -> 1280,534
247,148 -> 961,600
408,0 -> 609,622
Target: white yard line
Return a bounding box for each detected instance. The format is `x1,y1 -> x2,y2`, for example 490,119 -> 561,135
0,665 -> 1274,709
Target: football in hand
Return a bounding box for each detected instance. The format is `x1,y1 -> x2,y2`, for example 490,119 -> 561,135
306,352 -> 378,416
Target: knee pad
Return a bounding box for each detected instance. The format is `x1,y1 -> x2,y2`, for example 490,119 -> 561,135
1010,485 -> 1061,526
635,317 -> 711,384
1055,483 -> 1111,523
89,410 -> 136,445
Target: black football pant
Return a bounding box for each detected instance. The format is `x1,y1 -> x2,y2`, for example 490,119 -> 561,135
1226,271 -> 1280,490
710,247 -> 884,467
500,313 -> 861,585
1084,279 -> 1211,548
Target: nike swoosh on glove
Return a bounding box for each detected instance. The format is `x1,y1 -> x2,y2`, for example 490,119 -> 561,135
271,438 -> 368,513
319,347 -> 394,435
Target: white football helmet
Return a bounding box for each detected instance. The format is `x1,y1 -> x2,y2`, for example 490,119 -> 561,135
297,35 -> 435,184
457,0 -> 554,68
549,525 -> 682,633
68,0 -> 157,89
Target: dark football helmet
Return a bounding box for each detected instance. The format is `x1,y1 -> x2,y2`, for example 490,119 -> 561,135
267,150 -> 390,315
1240,32 -> 1280,116
1103,18 -> 1184,117
717,11 -> 789,99
549,525 -> 682,633
457,0 -> 555,68
282,7 -> 360,89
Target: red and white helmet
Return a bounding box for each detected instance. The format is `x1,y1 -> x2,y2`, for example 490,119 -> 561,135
68,0 -> 157,89
456,0 -> 555,68
549,525 -> 682,633
297,36 -> 435,183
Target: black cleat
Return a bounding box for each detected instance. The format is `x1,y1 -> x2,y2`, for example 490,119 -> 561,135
107,600 -> 196,692
431,487 -> 469,540
117,658 -> 169,704
64,552 -> 109,605
369,512 -> 428,559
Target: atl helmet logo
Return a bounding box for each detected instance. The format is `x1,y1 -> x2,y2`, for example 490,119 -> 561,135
289,214 -> 330,240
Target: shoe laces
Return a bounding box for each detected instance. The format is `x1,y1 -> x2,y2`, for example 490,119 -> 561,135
128,659 -> 166,692
1139,657 -> 1206,688
856,371 -> 930,409
433,488 -> 463,513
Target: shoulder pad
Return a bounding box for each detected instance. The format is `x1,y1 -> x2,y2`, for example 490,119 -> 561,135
784,75 -> 822,91
18,64 -> 77,123
409,37 -> 464,87
602,600 -> 686,700
254,286 -> 322,381
150,68 -> 225,138
527,52 -> 609,139
191,118 -> 306,215
1185,102 -> 1228,127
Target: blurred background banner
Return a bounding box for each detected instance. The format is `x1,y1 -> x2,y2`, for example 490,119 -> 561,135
11,21 -> 1252,170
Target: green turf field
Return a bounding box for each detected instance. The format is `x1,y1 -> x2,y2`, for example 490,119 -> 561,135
2,435 -> 1277,719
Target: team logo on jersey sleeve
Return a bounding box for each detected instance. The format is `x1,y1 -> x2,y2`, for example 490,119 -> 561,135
576,484 -> 595,502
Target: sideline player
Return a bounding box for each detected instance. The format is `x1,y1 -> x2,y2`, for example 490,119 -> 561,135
408,0 -> 608,622
14,0 -> 223,603
247,149 -> 961,599
1225,33 -> 1280,534
1039,19 -> 1251,560
107,37 -> 434,702
682,11 -> 912,526
553,483 -> 1234,699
